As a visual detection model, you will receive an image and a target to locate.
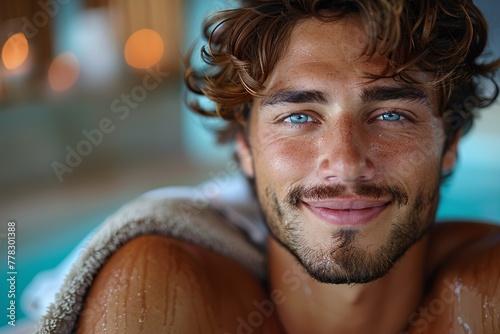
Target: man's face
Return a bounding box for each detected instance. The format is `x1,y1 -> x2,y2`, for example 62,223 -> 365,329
237,17 -> 458,284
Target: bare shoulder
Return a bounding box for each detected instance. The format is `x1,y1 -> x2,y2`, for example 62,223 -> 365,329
426,220 -> 500,273
405,222 -> 500,333
77,234 -> 283,334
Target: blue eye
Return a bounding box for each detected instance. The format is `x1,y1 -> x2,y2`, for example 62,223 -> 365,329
379,112 -> 405,121
286,114 -> 312,124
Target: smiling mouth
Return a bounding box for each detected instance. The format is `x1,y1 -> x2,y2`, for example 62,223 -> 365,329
302,199 -> 391,227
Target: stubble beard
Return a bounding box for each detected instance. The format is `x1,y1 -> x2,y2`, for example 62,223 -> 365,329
258,182 -> 439,285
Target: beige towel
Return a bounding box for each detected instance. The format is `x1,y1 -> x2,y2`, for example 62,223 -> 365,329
36,196 -> 266,334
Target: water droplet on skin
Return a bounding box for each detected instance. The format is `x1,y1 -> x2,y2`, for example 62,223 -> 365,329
454,279 -> 462,301
139,308 -> 146,323
454,278 -> 463,322
454,278 -> 473,333
457,317 -> 473,334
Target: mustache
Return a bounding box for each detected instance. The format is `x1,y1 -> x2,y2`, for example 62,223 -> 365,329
286,183 -> 409,209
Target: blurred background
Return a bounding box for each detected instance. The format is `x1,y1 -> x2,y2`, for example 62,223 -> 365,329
0,0 -> 498,332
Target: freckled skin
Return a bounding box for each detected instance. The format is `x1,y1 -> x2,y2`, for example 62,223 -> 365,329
78,16 -> 500,334
240,17 -> 445,282
237,17 -> 500,333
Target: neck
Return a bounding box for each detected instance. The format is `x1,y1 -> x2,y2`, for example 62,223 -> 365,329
268,236 -> 429,334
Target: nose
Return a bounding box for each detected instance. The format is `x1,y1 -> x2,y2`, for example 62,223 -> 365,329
317,119 -> 375,183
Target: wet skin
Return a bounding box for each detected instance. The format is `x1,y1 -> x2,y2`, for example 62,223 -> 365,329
78,16 -> 500,334
78,225 -> 500,334
238,17 -> 451,284
236,17 -> 500,333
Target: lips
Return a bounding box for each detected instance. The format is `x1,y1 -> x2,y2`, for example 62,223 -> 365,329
303,198 -> 391,227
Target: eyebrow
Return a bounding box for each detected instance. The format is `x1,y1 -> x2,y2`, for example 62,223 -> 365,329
360,85 -> 432,110
260,90 -> 328,107
259,84 -> 432,110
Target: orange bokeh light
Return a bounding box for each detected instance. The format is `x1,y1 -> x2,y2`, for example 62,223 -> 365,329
48,52 -> 80,92
124,29 -> 164,69
2,33 -> 29,70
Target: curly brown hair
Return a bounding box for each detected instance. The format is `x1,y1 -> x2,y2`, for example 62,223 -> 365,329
184,0 -> 499,150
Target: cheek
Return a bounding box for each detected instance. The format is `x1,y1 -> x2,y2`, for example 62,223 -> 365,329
253,132 -> 317,185
371,126 -> 444,182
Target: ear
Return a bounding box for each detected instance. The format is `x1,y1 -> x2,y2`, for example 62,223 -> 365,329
441,134 -> 460,173
236,131 -> 254,178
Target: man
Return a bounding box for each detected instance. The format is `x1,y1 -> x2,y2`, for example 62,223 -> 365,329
73,0 -> 500,333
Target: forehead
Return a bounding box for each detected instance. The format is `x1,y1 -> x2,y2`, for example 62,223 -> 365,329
261,16 -> 434,100
262,17 -> 385,88
290,16 -> 372,63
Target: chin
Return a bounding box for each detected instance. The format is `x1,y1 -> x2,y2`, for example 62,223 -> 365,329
274,219 -> 430,285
